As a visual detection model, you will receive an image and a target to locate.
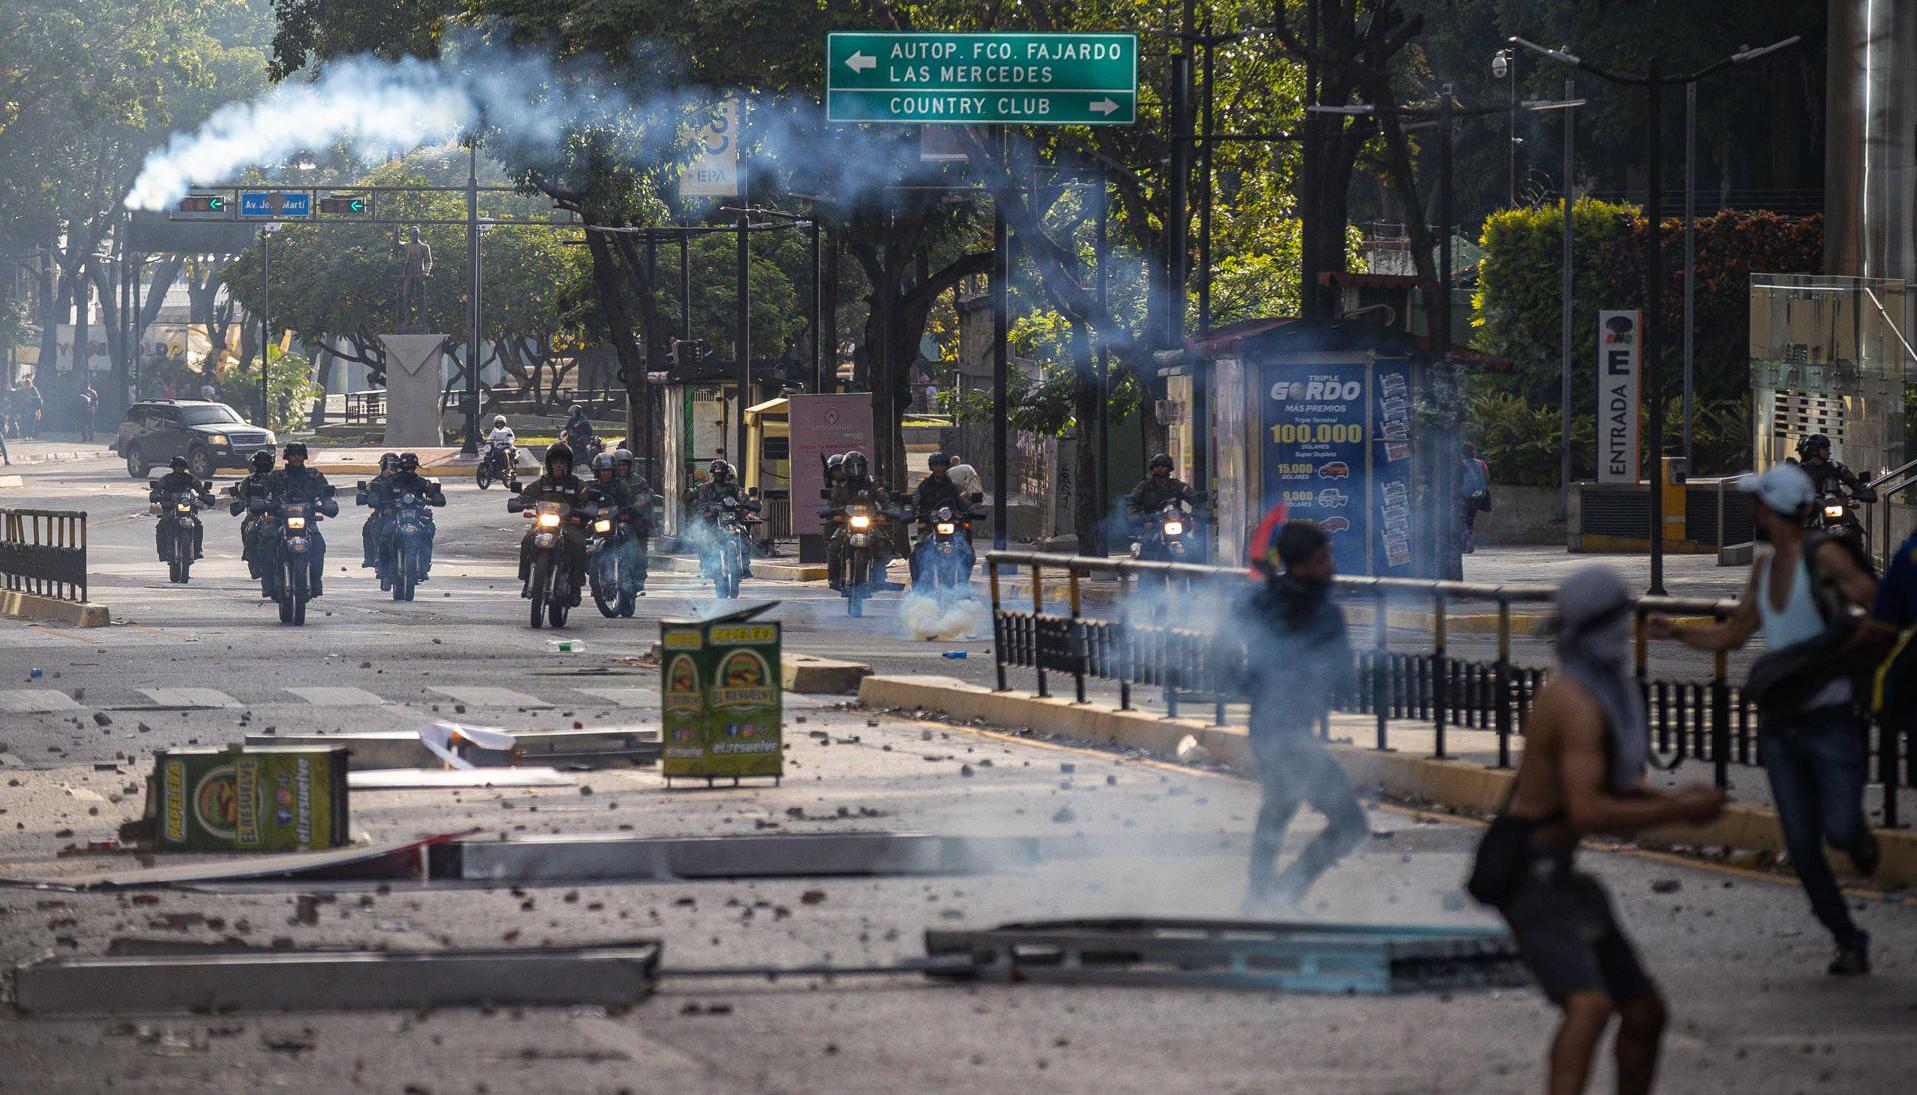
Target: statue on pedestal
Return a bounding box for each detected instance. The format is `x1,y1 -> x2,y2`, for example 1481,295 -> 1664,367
397,227 -> 433,331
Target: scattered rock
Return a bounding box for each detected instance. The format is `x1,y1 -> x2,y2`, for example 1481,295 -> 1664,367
800,890 -> 827,905
1651,879 -> 1682,895
92,712 -> 112,727
1050,806 -> 1076,824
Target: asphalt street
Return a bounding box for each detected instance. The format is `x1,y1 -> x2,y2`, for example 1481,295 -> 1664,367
0,455 -> 1911,1093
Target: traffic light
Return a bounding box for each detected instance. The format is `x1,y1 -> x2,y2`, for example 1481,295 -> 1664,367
318,194 -> 368,215
177,193 -> 226,213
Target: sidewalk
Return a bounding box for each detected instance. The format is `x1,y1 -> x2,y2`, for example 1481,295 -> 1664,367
0,438 -> 112,467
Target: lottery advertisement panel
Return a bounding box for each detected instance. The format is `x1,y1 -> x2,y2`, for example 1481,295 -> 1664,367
660,607 -> 784,784
1258,358 -> 1418,577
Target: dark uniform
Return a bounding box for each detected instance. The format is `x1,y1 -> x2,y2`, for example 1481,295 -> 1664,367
908,468 -> 969,583
359,454 -> 399,568
151,465 -> 213,560
821,456 -> 847,589
265,457 -> 336,596
517,445 -> 589,598
230,456 -> 275,576
379,466 -> 447,578
1128,474 -> 1194,517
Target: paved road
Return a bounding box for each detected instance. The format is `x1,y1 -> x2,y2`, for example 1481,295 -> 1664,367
1,456 -> 1911,1093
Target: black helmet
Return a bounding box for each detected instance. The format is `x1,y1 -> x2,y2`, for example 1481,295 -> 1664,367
283,442 -> 308,460
928,451 -> 951,469
379,451 -> 399,471
1149,453 -> 1174,472
591,452 -> 617,478
709,459 -> 732,481
844,450 -> 868,479
1797,433 -> 1831,457
398,452 -> 420,472
169,456 -> 189,471
825,453 -> 845,471
250,450 -> 274,473
544,442 -> 573,473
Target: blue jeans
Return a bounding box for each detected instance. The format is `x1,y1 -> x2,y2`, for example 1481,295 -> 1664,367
1248,728 -> 1368,902
1759,704 -> 1870,947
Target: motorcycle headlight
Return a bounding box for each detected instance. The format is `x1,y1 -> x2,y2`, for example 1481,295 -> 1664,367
849,515 -> 872,530
1824,504 -> 1845,519
936,522 -> 956,535
176,503 -> 192,513
1163,520 -> 1185,537
595,518 -> 612,533
286,517 -> 306,530
539,513 -> 562,528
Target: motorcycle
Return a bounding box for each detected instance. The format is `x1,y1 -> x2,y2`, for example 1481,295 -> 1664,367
254,487 -> 334,626
824,491 -> 903,618
149,479 -> 209,584
1130,496 -> 1206,562
1813,490 -> 1874,572
586,500 -> 642,618
476,441 -> 518,491
510,496 -> 576,629
911,499 -> 986,595
701,494 -> 761,600
379,488 -> 436,602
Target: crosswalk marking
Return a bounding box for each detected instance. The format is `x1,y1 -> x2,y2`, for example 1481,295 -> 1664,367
138,687 -> 239,709
426,686 -> 551,709
284,686 -> 387,707
572,688 -> 659,706
0,690 -> 79,714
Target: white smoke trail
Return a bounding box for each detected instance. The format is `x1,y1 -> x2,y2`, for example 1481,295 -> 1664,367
123,44 -> 697,211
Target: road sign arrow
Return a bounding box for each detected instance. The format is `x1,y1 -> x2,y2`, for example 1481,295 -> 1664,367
1090,98 -> 1119,116
846,51 -> 877,73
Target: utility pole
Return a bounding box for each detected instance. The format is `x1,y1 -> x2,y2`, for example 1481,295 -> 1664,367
260,227 -> 272,429
1509,34 -> 1801,596
1559,80 -> 1577,521
1095,165 -> 1111,559
735,211 -> 750,477
463,140 -> 480,455
991,127 -> 1010,554
1682,80 -> 1697,467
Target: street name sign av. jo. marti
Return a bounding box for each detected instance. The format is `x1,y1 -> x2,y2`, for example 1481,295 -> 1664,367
827,32 -> 1137,126
239,190 -> 311,218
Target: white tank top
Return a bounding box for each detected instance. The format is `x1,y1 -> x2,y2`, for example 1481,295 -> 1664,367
1756,550 -> 1851,707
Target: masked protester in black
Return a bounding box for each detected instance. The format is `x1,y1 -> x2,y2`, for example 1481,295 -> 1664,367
151,456 -> 215,560
516,442 -> 589,602
378,451 -> 447,580
265,442 -> 337,597
1792,434 -> 1878,506
908,451 -> 970,582
360,452 -> 400,569
1237,521 -> 1369,911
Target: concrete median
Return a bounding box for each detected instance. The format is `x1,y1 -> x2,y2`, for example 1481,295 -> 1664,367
856,673 -> 1917,891
0,590 -> 109,628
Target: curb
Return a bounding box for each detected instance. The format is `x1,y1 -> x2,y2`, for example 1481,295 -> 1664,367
783,654 -> 872,693
0,474 -> 22,489
856,674 -> 1917,890
1,591 -> 110,628
652,554 -> 827,583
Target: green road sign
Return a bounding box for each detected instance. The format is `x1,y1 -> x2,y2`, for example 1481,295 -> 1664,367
827,32 -> 1137,126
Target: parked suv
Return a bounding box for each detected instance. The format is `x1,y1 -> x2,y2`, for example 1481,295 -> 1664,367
112,400 -> 276,479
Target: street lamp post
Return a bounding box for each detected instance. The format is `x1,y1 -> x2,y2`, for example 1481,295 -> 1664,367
1492,49 -> 1517,206
1508,35 -> 1801,596
259,225 -> 275,429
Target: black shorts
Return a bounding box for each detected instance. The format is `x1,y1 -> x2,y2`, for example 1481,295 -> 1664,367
1498,858 -> 1657,1006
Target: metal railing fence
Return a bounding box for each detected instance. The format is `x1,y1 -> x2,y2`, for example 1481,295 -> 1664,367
986,551 -> 1911,826
0,508 -> 88,604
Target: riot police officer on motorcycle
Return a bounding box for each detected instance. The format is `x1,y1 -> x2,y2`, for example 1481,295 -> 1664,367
611,448 -> 653,591
1793,434 -> 1878,507
689,459 -> 752,578
822,453 -> 847,589
379,451 -> 447,579
516,442 -> 589,602
1129,453 -> 1194,516
908,451 -> 970,583
151,456 -> 214,560
360,451 -> 400,569
231,449 -> 275,576
827,450 -> 889,589
266,442 -> 337,597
